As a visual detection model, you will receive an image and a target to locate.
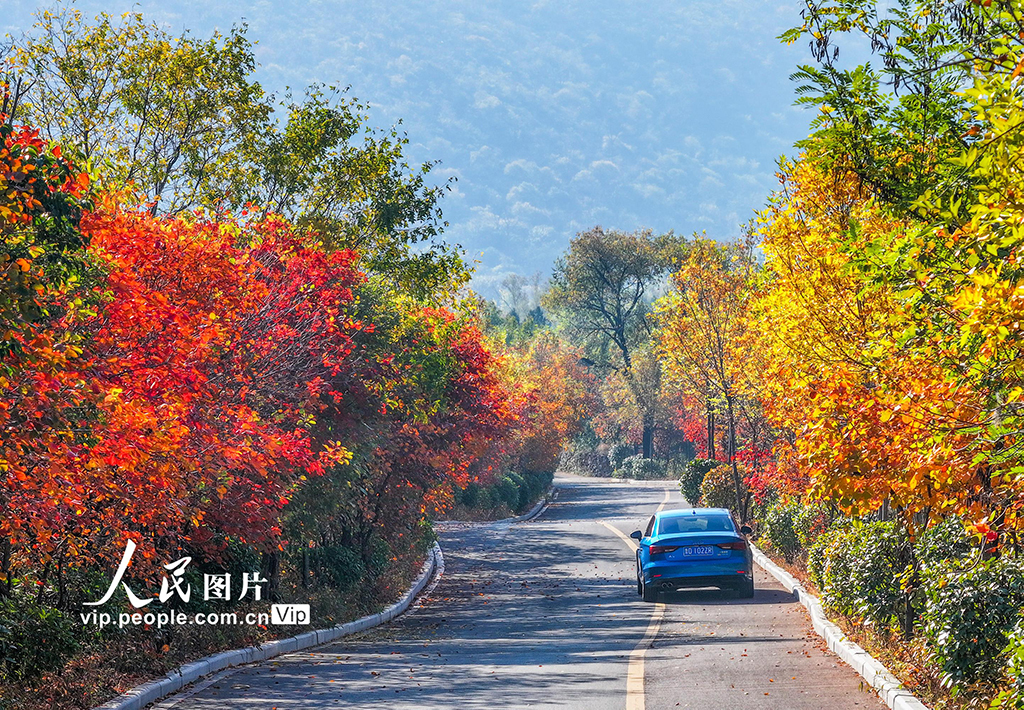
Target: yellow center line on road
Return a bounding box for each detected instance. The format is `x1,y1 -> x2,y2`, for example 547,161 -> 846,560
600,488 -> 671,710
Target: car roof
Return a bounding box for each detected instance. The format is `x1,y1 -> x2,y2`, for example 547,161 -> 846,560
656,507 -> 731,518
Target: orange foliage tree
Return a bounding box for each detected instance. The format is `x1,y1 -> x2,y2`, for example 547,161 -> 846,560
749,159 -> 989,530
3,195 -> 372,582
656,239 -> 764,519
511,331 -> 598,476
0,122 -> 551,602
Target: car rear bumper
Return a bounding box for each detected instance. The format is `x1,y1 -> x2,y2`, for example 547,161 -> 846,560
646,573 -> 749,590
638,557 -> 753,586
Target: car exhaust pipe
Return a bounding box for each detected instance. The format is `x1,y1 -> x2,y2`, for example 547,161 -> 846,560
661,582 -> 674,590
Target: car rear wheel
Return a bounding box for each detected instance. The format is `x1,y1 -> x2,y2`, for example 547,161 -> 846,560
640,575 -> 658,602
737,577 -> 754,598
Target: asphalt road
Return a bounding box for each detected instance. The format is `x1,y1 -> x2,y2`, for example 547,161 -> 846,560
155,474 -> 881,709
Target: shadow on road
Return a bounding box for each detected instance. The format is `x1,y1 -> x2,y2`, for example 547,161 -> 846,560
652,586 -> 798,606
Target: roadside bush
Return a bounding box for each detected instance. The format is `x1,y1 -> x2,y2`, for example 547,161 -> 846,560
455,469 -> 552,514
851,520 -> 912,633
0,597 -> 80,681
808,523 -> 857,614
761,501 -> 801,562
680,458 -> 721,506
310,544 -> 366,591
608,442 -> 634,471
699,464 -> 739,511
633,458 -> 666,479
809,520 -> 910,633
516,470 -> 554,511
456,481 -> 486,509
807,522 -> 838,586
993,618 -> 1024,709
559,450 -> 612,477
665,457 -> 689,481
613,455 -> 667,480
492,475 -> 521,510
920,557 -> 1024,689
612,455 -> 635,478
916,515 -> 974,575
793,504 -> 834,551
365,536 -> 395,582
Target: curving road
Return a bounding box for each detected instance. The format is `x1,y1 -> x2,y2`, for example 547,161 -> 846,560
153,474 -> 881,709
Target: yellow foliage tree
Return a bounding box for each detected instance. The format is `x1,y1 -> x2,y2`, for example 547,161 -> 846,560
656,238 -> 758,518
750,158 -> 989,530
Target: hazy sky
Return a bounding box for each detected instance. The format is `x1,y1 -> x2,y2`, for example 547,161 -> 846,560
5,1 -> 816,296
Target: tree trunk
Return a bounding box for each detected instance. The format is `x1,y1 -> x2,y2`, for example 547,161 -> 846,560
36,557 -> 51,605
642,420 -> 655,459
261,550 -> 281,602
903,593 -> 914,642
725,396 -> 745,522
0,539 -> 11,599
57,549 -> 67,610
302,546 -> 310,589
707,408 -> 715,460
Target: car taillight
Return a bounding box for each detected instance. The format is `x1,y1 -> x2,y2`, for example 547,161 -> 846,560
716,541 -> 747,551
649,544 -> 679,555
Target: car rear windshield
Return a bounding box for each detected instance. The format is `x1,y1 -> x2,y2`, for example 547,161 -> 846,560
656,514 -> 735,535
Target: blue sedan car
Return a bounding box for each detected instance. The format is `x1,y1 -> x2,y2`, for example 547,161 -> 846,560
631,508 -> 754,601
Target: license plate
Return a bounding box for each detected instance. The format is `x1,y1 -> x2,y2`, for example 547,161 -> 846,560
681,545 -> 715,557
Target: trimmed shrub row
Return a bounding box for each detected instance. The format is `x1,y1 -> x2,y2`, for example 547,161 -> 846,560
455,469 -> 554,513
613,455 -> 667,480
559,450 -> 613,477
755,500 -> 1024,697
559,447 -> 674,480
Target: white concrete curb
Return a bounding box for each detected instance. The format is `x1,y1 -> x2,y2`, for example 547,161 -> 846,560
508,490 -> 551,523
750,543 -> 929,710
93,543 -> 443,710
441,488 -> 553,526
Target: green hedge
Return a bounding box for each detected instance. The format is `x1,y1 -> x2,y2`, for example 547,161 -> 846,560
806,520 -> 911,633
0,597 -> 81,681
608,442 -> 634,471
699,465 -> 738,511
793,504 -> 834,551
760,502 -> 801,562
613,455 -> 667,480
455,469 -> 553,513
916,516 -> 973,574
994,619 -> 1024,708
920,558 -> 1024,689
309,545 -> 366,592
679,458 -> 721,506
753,501 -> 1024,695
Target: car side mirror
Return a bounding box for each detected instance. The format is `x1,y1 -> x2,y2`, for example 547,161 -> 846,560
740,525 -> 753,535
630,530 -> 643,540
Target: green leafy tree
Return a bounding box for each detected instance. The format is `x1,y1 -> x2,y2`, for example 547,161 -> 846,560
10,5 -> 269,214
542,227 -> 667,457
6,4 -> 467,298
224,85 -> 466,298
779,0 -> 1001,219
